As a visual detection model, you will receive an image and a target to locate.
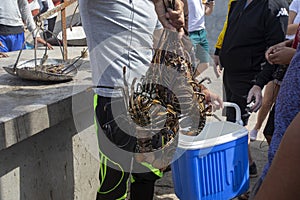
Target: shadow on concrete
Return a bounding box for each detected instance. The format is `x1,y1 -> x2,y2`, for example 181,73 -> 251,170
0,119 -> 76,200
0,84 -> 94,199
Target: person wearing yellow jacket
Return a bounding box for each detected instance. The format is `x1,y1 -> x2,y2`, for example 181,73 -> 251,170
213,0 -> 289,194
213,0 -> 237,78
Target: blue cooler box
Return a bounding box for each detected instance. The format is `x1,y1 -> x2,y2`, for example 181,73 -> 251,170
171,120 -> 249,200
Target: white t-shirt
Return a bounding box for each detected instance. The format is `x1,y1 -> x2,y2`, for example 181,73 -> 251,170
28,0 -> 40,11
188,0 -> 206,32
287,0 -> 300,39
79,0 -> 162,97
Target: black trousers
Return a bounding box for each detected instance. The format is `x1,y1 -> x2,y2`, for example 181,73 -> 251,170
45,17 -> 57,39
94,95 -> 161,200
223,71 -> 255,126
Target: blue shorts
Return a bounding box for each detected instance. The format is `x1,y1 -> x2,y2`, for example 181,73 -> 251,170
189,29 -> 210,63
0,32 -> 25,52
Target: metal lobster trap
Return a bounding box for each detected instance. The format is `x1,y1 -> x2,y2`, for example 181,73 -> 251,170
2,31 -> 85,82
3,58 -> 80,82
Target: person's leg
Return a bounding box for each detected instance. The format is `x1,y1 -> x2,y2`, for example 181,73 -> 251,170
250,81 -> 278,141
1,33 -> 24,52
95,95 -> 135,200
191,29 -> 210,78
229,95 -> 257,177
223,77 -> 257,178
95,95 -> 163,199
256,81 -> 277,128
131,170 -> 161,200
46,17 -> 57,39
96,164 -> 130,200
0,35 -> 9,52
263,104 -> 275,145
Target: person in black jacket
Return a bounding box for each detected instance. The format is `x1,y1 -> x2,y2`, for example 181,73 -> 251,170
213,0 -> 289,183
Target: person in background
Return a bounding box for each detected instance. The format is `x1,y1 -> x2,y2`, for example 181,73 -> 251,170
0,0 -> 36,52
187,0 -> 215,78
286,0 -> 300,39
258,30 -> 297,145
213,1 -> 289,198
38,0 -> 58,39
249,23 -> 300,199
249,0 -> 300,142
28,0 -> 53,49
213,0 -> 236,78
79,0 -> 187,199
248,80 -> 279,142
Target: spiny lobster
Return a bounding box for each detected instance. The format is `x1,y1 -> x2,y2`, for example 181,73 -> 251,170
126,30 -> 212,169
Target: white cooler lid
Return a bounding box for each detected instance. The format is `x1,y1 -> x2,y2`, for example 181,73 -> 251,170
178,121 -> 248,150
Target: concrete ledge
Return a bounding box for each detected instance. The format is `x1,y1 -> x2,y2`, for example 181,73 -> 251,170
0,48 -> 93,150
0,48 -> 99,200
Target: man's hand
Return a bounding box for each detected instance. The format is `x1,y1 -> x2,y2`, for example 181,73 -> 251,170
202,87 -> 223,111
212,55 -> 223,78
36,37 -> 54,50
153,0 -> 186,37
45,42 -> 54,50
267,46 -> 296,65
265,39 -> 293,65
247,85 -> 262,112
204,0 -> 215,16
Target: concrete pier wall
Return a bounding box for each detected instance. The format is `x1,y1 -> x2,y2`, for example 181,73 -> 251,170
0,47 -> 99,200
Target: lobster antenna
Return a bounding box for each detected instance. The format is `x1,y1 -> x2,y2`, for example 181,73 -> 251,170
123,66 -> 130,110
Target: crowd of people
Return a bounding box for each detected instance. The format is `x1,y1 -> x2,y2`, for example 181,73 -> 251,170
1,0 -> 299,199
78,0 -> 299,199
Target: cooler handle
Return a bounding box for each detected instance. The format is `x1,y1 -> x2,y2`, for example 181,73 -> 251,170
222,102 -> 244,126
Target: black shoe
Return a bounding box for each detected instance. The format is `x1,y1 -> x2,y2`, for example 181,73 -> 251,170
237,190 -> 250,200
249,162 -> 258,178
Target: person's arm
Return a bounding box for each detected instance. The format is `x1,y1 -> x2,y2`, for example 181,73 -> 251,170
265,39 -> 294,62
36,37 -> 53,49
266,46 -> 296,65
254,112 -> 300,200
287,0 -> 299,35
153,0 -> 186,37
287,11 -> 298,35
154,0 -> 188,31
18,0 -> 36,33
254,1 -> 289,90
247,2 -> 289,112
201,85 -> 223,111
204,0 -> 215,16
